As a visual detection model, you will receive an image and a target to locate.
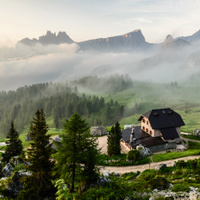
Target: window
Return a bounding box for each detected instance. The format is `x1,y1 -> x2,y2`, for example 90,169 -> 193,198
143,119 -> 145,123
150,131 -> 152,135
146,128 -> 148,133
142,126 -> 145,130
147,121 -> 149,125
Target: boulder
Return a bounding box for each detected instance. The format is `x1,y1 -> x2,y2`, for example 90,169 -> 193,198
155,163 -> 167,171
193,129 -> 200,137
25,133 -> 32,141
97,175 -> 110,186
2,163 -> 13,177
90,126 -> 108,136
4,172 -> 23,198
9,156 -> 24,167
136,144 -> 152,158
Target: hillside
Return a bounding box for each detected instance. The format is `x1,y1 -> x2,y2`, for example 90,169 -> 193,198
1,74 -> 200,138
0,75 -> 130,137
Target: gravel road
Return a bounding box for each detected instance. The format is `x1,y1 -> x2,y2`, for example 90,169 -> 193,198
97,135 -> 200,174
100,155 -> 200,174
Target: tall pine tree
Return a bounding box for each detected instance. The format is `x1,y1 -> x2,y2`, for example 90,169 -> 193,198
54,113 -> 99,193
107,122 -> 122,157
18,109 -> 55,200
2,121 -> 23,163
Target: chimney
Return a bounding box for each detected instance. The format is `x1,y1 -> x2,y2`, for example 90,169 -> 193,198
130,128 -> 134,142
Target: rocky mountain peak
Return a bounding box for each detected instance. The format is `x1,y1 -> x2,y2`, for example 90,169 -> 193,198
18,31 -> 74,46
18,29 -> 150,51
162,35 -> 174,48
177,29 -> 200,44
162,34 -> 189,49
78,29 -> 149,51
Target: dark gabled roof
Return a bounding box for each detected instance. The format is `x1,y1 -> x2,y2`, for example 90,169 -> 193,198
121,126 -> 149,142
121,126 -> 167,149
138,108 -> 185,129
160,127 -> 179,140
130,136 -> 167,149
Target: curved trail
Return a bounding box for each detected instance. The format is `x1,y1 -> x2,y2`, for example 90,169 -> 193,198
98,135 -> 200,174
100,155 -> 200,174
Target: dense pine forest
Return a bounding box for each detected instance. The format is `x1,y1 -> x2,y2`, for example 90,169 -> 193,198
0,75 -> 132,137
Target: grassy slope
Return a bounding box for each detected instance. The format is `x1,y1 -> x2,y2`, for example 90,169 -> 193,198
1,80 -> 200,144
89,83 -> 200,133
152,149 -> 200,162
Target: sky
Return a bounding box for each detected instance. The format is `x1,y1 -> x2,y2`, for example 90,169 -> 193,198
1,0 -> 200,46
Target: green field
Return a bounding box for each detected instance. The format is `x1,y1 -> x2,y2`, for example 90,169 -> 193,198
152,149 -> 200,162
1,77 -> 200,143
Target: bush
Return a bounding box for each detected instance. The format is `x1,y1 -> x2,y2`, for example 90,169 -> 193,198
121,171 -> 140,181
81,176 -> 130,200
97,153 -> 150,166
171,183 -> 190,192
127,149 -> 141,163
175,160 -> 187,168
158,166 -> 173,175
138,170 -> 157,182
147,176 -> 169,190
188,141 -> 200,149
13,163 -> 24,171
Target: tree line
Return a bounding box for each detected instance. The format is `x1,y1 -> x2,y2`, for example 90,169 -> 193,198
0,81 -> 124,137
1,109 -> 101,199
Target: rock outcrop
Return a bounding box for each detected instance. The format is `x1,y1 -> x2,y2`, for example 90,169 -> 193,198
162,34 -> 190,50
79,29 -> 151,51
18,31 -> 74,46
2,163 -> 13,177
90,126 -> 108,136
155,163 -> 167,171
136,144 -> 152,158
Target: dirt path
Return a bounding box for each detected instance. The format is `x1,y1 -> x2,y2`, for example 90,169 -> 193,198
98,135 -> 200,174
100,155 -> 200,174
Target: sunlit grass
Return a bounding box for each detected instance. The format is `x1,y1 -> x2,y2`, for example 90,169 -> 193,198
152,150 -> 200,162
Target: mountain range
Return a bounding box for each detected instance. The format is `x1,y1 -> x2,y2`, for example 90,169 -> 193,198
18,29 -> 200,52
1,28 -> 200,91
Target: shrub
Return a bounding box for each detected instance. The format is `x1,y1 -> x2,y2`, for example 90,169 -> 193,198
188,141 -> 200,149
175,160 -> 187,168
188,159 -> 198,170
121,171 -> 140,181
127,149 -> 141,163
171,183 -> 190,192
138,170 -> 157,182
147,176 -> 169,190
13,163 -> 24,172
158,166 -> 173,175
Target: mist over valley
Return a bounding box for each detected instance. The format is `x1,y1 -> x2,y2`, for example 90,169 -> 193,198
0,30 -> 200,137
1,30 -> 200,90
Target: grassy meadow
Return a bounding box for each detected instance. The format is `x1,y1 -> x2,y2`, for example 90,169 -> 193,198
2,77 -> 200,141
87,80 -> 200,133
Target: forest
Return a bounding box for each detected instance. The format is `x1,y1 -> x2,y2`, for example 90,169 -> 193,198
1,74 -> 200,199
0,75 -> 131,137
1,73 -> 200,138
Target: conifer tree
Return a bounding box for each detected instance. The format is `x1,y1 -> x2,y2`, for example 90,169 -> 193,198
107,122 -> 122,157
2,121 -> 23,163
54,113 -> 99,193
18,109 -> 55,200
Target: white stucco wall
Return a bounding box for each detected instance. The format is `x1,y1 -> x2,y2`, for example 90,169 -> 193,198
141,116 -> 158,137
141,117 -> 182,140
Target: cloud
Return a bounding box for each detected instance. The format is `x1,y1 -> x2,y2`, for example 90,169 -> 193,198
0,39 -> 200,91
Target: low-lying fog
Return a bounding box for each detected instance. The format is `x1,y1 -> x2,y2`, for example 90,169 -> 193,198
0,41 -> 200,91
